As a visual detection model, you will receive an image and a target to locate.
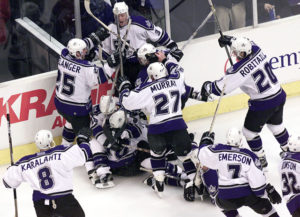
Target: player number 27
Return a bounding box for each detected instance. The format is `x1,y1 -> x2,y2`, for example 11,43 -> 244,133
38,167 -> 54,190
153,90 -> 180,116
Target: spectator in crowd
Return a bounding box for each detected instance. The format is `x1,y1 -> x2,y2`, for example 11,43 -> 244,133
212,0 -> 247,32
0,0 -> 10,45
258,0 -> 292,23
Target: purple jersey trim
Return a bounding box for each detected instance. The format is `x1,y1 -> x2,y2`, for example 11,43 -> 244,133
33,190 -> 73,201
148,116 -> 187,135
248,88 -> 286,111
55,96 -> 92,116
218,184 -> 254,199
287,194 -> 300,215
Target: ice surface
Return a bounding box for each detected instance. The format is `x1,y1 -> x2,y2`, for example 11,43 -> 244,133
1,96 -> 299,217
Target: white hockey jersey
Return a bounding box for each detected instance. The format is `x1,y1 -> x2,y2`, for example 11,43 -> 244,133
2,144 -> 92,201
198,144 -> 266,199
280,152 -> 300,214
212,42 -> 286,111
102,15 -> 173,60
55,48 -> 108,116
120,61 -> 187,134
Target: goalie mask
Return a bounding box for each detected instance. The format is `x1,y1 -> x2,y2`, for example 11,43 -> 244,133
35,130 -> 55,150
67,38 -> 87,59
288,135 -> 300,152
137,43 -> 157,65
100,95 -> 116,115
147,62 -> 167,81
226,127 -> 243,147
230,37 -> 252,59
109,110 -> 126,129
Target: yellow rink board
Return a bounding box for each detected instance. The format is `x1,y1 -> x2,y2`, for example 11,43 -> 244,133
1,80 -> 300,166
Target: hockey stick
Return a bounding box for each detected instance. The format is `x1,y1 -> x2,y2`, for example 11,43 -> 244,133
139,167 -> 182,181
180,10 -> 213,51
6,103 -> 19,217
84,0 -> 135,51
207,0 -> 233,66
114,14 -> 124,77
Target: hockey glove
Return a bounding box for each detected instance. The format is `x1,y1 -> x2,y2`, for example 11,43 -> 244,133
218,35 -> 233,48
76,128 -> 92,144
200,131 -> 215,145
200,81 -> 212,102
167,42 -> 183,62
266,183 -> 282,204
107,52 -> 121,67
110,141 -> 123,152
184,180 -> 196,201
117,76 -> 132,92
145,52 -> 158,64
89,27 -> 110,46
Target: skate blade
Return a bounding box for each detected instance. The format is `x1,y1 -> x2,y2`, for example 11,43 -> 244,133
95,181 -> 115,189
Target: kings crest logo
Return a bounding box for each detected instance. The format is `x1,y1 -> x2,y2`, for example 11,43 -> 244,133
145,20 -> 152,28
208,185 -> 217,195
113,39 -> 130,51
254,158 -> 262,170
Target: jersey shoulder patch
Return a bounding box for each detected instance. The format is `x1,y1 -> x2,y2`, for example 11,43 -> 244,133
131,15 -> 154,30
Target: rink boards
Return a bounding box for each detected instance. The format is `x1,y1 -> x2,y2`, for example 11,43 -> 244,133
0,15 -> 300,165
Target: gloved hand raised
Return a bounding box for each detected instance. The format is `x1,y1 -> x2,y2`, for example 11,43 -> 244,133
218,35 -> 234,48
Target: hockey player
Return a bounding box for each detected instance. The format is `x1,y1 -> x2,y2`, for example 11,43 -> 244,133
280,135 -> 300,217
200,35 -> 290,170
99,1 -> 183,85
2,129 -> 93,217
55,32 -> 112,145
135,43 -> 207,107
117,61 -> 196,198
191,128 -> 282,217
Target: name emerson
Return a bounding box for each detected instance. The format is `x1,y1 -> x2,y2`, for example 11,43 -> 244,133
218,152 -> 252,165
20,153 -> 62,171
239,52 -> 267,77
150,80 -> 177,93
58,58 -> 81,73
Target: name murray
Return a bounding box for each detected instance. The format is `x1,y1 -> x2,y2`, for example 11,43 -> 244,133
151,80 -> 176,93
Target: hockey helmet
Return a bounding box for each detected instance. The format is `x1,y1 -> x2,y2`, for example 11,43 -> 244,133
226,127 -> 243,147
67,38 -> 87,59
137,43 -> 156,65
147,62 -> 167,80
100,95 -> 116,115
113,2 -> 129,16
230,37 -> 252,59
288,135 -> 300,152
109,110 -> 126,129
35,130 -> 55,150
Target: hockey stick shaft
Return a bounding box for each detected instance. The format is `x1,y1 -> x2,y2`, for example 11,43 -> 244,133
207,0 -> 233,66
180,10 -> 213,51
115,14 -> 124,77
139,167 -> 182,181
84,0 -> 135,51
6,103 -> 18,217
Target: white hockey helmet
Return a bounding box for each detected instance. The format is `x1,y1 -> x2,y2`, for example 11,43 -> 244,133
113,2 -> 129,16
147,62 -> 167,80
287,135 -> 300,152
230,37 -> 252,59
67,38 -> 87,59
109,110 -> 126,129
137,43 -> 156,65
226,127 -> 243,147
35,130 -> 54,150
100,95 -> 116,115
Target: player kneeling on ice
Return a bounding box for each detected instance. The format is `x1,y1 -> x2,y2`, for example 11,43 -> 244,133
280,135 -> 300,217
191,128 -> 282,217
200,36 -> 290,171
117,61 -> 197,198
2,129 -> 93,217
